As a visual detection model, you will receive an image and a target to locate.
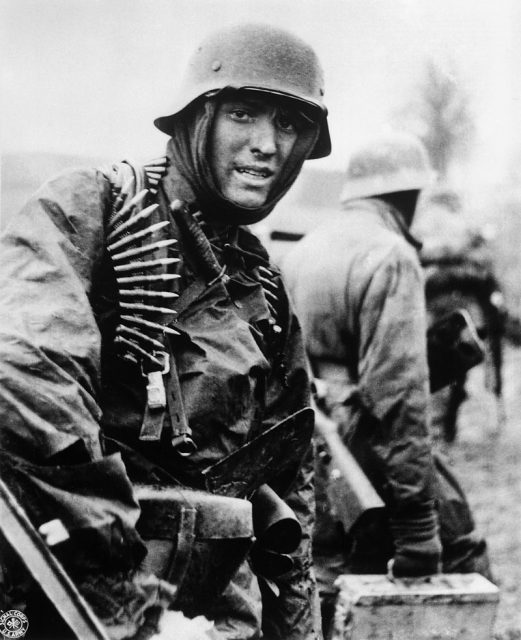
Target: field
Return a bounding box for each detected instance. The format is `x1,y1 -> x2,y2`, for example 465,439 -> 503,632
442,345 -> 521,639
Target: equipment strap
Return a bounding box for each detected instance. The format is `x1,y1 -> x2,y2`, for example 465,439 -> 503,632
164,506 -> 197,584
104,159 -> 195,450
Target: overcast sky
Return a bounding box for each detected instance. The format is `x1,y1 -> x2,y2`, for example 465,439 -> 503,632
2,0 -> 520,184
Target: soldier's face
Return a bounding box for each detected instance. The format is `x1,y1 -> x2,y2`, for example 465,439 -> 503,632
210,93 -> 301,208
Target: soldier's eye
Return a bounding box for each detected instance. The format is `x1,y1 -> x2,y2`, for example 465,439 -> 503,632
277,112 -> 297,133
229,108 -> 252,122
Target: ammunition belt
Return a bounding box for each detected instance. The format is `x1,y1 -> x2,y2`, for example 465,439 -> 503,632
104,157 -> 178,368
102,159 -> 287,449
103,158 -> 194,452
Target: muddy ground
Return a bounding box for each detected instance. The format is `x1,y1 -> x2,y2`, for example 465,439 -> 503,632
437,344 -> 521,639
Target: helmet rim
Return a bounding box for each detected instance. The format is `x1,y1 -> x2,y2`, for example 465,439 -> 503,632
154,86 -> 331,159
341,132 -> 435,202
153,23 -> 331,159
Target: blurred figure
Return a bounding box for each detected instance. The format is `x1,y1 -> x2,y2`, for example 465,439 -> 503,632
414,189 -> 506,442
282,132 -> 491,635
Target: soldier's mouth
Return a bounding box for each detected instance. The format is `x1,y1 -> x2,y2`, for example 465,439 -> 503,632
235,166 -> 274,180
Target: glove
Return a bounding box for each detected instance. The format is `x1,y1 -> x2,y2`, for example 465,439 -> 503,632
389,503 -> 442,578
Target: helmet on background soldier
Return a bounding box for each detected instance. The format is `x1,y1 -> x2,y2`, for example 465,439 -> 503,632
340,131 -> 434,203
154,23 -> 331,159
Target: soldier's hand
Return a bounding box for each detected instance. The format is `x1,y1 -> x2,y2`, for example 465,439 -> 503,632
388,547 -> 441,578
389,503 -> 442,578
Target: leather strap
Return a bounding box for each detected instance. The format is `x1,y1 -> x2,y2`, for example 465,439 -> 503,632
165,506 -> 197,585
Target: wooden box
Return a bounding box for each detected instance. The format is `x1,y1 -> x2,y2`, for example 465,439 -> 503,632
331,573 -> 499,640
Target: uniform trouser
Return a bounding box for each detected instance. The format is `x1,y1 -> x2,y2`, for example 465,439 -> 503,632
209,561 -> 263,640
209,557 -> 324,640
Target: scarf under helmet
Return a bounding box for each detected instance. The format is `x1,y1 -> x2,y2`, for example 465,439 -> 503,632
163,93 -> 320,226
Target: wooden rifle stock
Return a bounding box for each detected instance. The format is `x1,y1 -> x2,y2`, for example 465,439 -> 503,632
0,477 -> 109,640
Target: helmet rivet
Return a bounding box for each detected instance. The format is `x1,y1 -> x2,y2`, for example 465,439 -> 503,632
211,60 -> 222,72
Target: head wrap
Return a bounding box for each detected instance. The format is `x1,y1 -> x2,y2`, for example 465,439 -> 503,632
163,92 -> 319,226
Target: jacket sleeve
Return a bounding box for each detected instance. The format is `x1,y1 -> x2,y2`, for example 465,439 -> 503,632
260,277 -> 323,640
352,243 -> 437,514
0,170 -> 148,574
0,169 -> 109,462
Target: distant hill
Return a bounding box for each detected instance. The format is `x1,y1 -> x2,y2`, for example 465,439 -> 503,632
1,152 -> 109,227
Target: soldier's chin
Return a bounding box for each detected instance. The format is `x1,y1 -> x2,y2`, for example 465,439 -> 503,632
226,186 -> 269,209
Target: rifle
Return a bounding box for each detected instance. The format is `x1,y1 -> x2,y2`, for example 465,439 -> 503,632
313,403 -> 385,534
0,476 -> 109,640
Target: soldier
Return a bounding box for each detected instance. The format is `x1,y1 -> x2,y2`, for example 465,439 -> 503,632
282,132 -> 491,632
415,189 -> 506,442
0,23 -> 331,640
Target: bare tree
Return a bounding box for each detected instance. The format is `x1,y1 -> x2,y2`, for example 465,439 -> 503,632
396,59 -> 475,181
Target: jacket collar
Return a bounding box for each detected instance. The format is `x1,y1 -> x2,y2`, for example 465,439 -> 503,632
341,197 -> 423,251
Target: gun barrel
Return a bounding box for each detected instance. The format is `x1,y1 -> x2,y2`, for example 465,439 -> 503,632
314,407 -> 385,532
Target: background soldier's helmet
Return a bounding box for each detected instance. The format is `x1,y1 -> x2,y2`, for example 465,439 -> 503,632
154,23 -> 331,159
340,132 -> 434,202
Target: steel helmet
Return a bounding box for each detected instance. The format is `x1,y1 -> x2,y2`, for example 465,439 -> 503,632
154,23 -> 331,159
340,132 -> 435,202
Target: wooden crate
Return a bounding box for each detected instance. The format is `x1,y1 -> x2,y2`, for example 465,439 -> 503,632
331,573 -> 499,640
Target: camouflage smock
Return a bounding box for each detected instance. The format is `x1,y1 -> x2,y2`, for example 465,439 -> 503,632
282,197 -> 490,578
0,165 -> 321,640
282,197 -> 437,517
